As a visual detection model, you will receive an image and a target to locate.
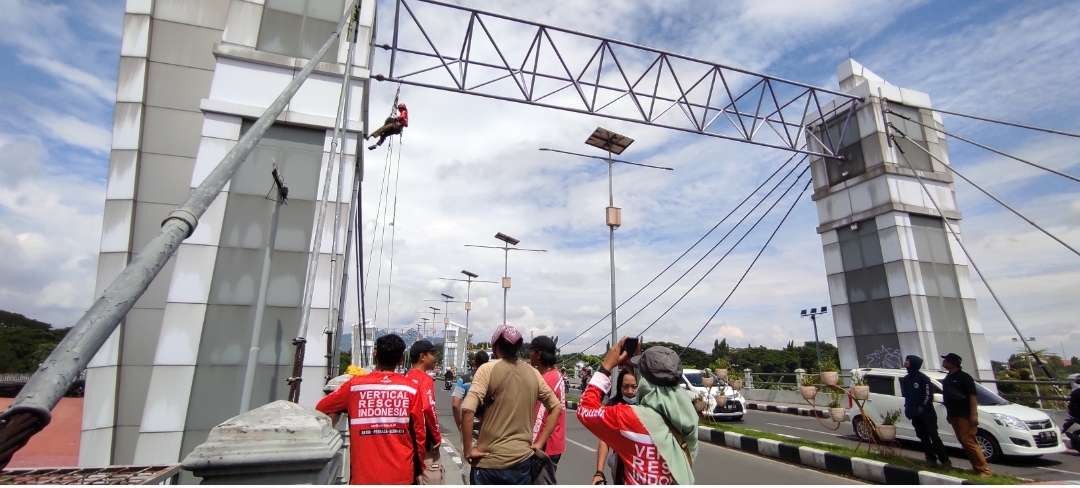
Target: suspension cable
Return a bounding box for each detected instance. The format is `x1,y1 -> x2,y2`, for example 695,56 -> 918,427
887,109 -> 1080,184
385,134 -> 405,330
887,128 -> 1055,379
581,164 -> 811,353
930,107 -> 1080,139
365,139 -> 396,286
560,151 -> 803,349
886,120 -> 1079,258
682,177 -> 812,353
573,156 -> 806,352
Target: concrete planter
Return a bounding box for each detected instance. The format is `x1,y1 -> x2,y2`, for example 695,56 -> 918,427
800,386 -> 818,400
829,407 -> 846,422
715,369 -> 729,380
820,371 -> 839,386
731,379 -> 743,390
851,385 -> 869,401
714,394 -> 727,406
702,376 -> 716,388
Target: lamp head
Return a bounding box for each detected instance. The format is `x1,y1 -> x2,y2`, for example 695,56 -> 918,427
495,232 -> 520,246
462,269 -> 479,278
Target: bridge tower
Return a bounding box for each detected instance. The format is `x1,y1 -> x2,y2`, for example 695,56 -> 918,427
808,60 -> 991,381
83,0 -> 375,471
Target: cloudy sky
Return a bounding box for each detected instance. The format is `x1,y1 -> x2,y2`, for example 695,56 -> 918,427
1,0 -> 1077,363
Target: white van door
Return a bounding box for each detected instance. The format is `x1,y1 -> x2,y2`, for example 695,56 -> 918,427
865,375 -> 908,438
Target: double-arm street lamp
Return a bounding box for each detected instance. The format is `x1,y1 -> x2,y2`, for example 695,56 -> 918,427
440,270 -> 498,355
465,232 -> 547,326
540,127 -> 673,345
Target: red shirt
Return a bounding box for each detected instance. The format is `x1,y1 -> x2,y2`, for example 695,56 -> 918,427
405,368 -> 442,449
532,369 -> 566,456
577,373 -> 676,485
316,371 -> 425,484
398,107 -> 409,127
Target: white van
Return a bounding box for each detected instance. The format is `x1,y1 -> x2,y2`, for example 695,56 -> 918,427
847,368 -> 1065,461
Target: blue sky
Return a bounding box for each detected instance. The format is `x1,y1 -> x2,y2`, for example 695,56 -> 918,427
0,0 -> 1077,362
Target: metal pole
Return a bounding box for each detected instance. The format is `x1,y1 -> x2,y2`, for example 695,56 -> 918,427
501,244 -> 509,323
0,1 -> 357,465
465,278 -> 472,361
240,170 -> 287,412
607,151 -> 618,345
811,314 -> 821,369
327,1 -> 363,381
1027,355 -> 1043,408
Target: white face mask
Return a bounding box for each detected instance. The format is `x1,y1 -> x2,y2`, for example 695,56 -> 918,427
621,394 -> 638,404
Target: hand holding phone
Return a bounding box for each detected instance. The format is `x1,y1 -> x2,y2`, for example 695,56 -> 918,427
622,336 -> 640,358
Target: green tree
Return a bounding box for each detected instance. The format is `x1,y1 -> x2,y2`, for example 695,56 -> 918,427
0,310 -> 69,373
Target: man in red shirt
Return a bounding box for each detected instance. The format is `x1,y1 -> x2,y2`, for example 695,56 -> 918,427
367,102 -> 409,150
405,340 -> 443,484
316,334 -> 425,484
529,335 -> 566,467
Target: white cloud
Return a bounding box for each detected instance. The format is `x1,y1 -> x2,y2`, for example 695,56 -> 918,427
29,111 -> 113,154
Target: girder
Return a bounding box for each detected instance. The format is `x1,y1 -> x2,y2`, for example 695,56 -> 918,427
376,0 -> 860,158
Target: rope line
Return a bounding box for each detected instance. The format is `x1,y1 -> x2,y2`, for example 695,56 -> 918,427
887,109 -> 1080,184
682,177 -> 813,353
560,151 -> 803,349
370,138 -> 397,328
385,134 -> 405,329
886,120 -> 1079,258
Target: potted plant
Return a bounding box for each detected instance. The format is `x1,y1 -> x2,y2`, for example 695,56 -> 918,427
876,410 -> 901,441
827,390 -> 845,422
799,373 -> 818,400
692,392 -> 707,415
850,373 -> 869,401
819,357 -> 839,387
714,393 -> 728,407
702,373 -> 716,389
728,370 -> 744,390
714,359 -> 730,380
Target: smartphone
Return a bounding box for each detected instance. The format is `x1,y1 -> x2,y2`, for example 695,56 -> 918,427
622,336 -> 640,357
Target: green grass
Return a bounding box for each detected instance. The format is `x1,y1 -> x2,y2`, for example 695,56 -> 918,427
700,420 -> 1024,485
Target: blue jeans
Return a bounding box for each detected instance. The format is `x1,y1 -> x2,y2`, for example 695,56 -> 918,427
469,456 -> 533,485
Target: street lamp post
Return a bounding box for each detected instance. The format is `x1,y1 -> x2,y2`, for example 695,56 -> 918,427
440,271 -> 498,361
540,127 -> 673,345
1012,336 -> 1042,408
800,307 -> 829,369
465,233 -> 547,326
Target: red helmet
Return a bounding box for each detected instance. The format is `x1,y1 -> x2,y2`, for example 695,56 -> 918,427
397,102 -> 407,109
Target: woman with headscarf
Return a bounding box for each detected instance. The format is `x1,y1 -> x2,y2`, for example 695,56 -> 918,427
577,338 -> 697,485
592,368 -> 638,485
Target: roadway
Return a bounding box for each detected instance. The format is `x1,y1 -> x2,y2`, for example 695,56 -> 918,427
738,407 -> 1080,482
432,385 -> 860,485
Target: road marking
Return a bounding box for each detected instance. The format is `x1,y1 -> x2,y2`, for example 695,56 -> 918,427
766,422 -> 846,439
567,437 -> 598,452
698,439 -> 863,484
1037,466 -> 1080,477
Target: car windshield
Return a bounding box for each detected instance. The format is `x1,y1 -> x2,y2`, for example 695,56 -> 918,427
684,373 -> 703,387
975,382 -> 1009,406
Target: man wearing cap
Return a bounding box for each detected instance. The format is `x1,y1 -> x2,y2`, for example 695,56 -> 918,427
406,340 -> 444,484
529,336 -> 566,468
578,338 -> 697,485
461,324 -> 564,484
316,334 -> 425,484
941,352 -> 991,476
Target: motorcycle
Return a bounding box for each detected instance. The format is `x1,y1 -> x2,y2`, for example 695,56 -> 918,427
1066,428 -> 1080,454
444,378 -> 453,391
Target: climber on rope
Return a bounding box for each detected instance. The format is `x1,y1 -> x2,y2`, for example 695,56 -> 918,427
367,102 -> 408,150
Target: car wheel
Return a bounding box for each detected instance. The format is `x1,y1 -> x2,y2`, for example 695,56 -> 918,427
734,415 -> 744,422
976,430 -> 1001,463
853,415 -> 872,442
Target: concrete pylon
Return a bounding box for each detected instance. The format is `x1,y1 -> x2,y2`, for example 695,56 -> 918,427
807,59 -> 991,381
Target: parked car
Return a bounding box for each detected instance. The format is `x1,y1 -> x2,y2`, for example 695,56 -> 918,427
847,368 -> 1065,462
680,368 -> 746,421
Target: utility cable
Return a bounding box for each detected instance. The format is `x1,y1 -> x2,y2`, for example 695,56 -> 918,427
886,120 -> 1079,258
682,177 -> 812,354
385,134 -> 405,330
581,164 -> 811,353
573,156 -> 806,352
931,107 -> 1080,139
560,151 -> 803,349
887,127 -> 1055,380
887,109 -> 1080,184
